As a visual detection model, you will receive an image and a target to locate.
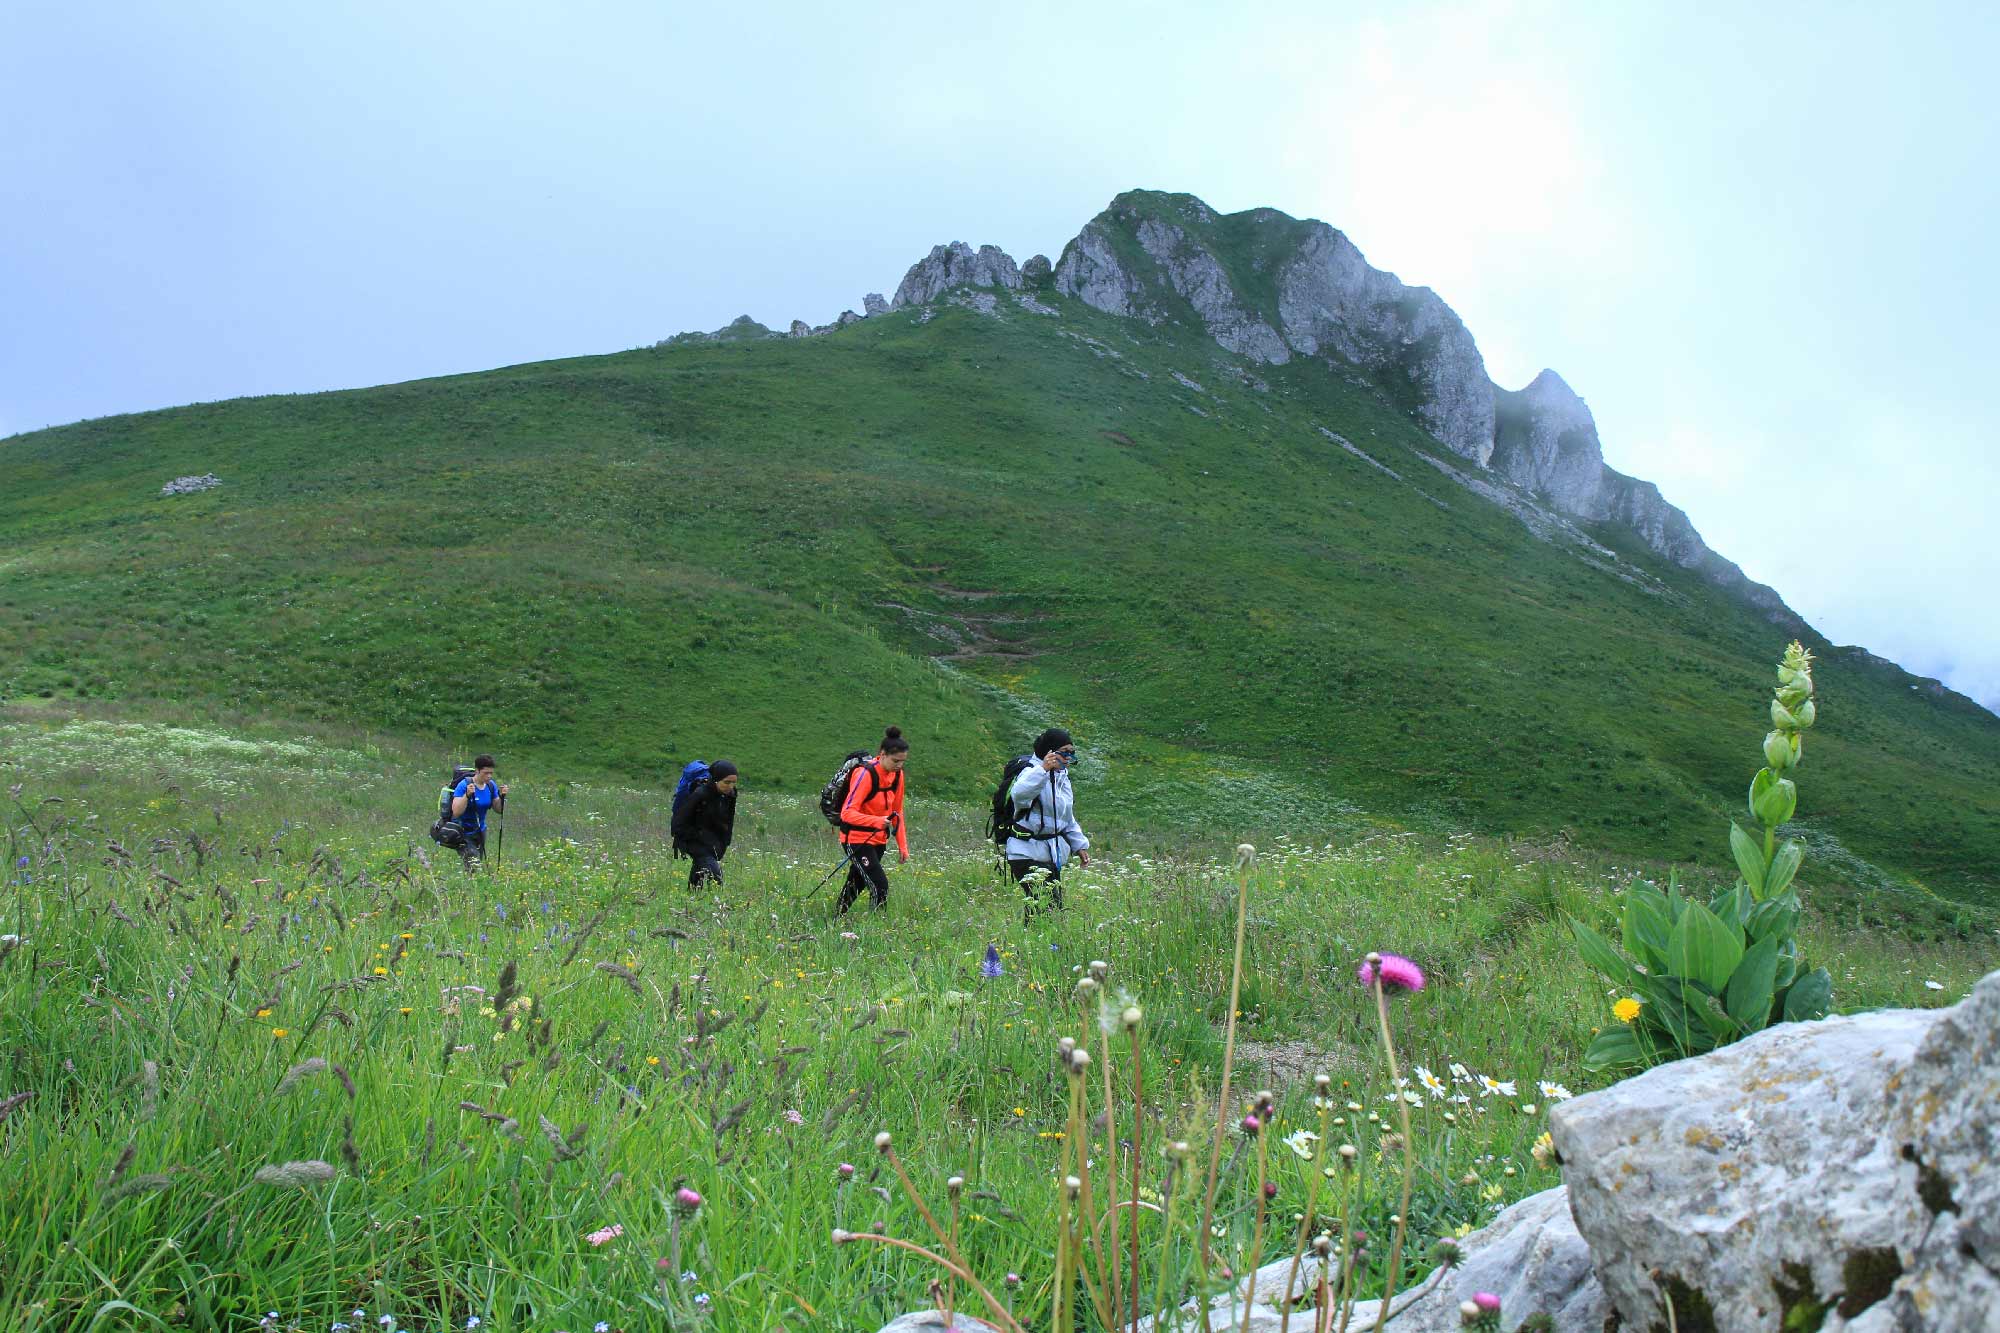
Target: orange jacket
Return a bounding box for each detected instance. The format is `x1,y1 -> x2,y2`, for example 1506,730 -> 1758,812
839,759 -> 908,856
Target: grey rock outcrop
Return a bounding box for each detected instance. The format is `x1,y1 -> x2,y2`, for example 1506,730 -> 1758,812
875,1313 -> 1000,1333
788,319 -> 812,338
1020,253 -> 1053,286
1053,220 -> 1150,320
1134,210 -> 1292,364
892,242 -> 1022,309
1275,221 -> 1494,465
1136,1186 -> 1607,1333
160,474 -> 221,496
864,292 -> 890,317
836,309 -> 864,328
1550,969 -> 2000,1332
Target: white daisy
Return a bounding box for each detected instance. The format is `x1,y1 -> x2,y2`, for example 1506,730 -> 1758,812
1283,1129 -> 1321,1160
1478,1075 -> 1516,1099
1415,1065 -> 1448,1098
1537,1081 -> 1574,1101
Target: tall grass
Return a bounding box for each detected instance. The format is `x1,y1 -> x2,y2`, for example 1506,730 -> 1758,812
1,731 -> 1990,1332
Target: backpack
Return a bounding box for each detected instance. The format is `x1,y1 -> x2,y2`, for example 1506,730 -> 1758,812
818,750 -> 874,829
986,755 -> 1037,849
669,761 -> 711,856
429,764 -> 476,847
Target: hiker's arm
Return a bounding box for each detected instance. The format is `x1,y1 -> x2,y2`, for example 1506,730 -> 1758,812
892,798 -> 909,858
1010,763 -> 1051,811
451,782 -> 470,818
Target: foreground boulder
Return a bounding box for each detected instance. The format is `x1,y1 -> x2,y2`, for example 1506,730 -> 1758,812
1551,969 -> 1999,1331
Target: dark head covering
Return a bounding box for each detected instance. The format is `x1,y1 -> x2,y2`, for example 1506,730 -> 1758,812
708,759 -> 738,781
1033,727 -> 1074,758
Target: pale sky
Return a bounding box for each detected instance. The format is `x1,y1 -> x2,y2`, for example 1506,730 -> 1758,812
4,1 -> 1996,709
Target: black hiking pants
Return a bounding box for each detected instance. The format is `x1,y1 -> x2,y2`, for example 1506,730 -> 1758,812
687,850 -> 725,891
836,843 -> 891,912
458,831 -> 485,873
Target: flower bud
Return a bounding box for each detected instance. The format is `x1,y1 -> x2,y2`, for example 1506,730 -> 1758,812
1057,1037 -> 1076,1056
1063,1175 -> 1081,1199
1314,1074 -> 1331,1092
1121,1006 -> 1142,1030
1337,1144 -> 1357,1167
874,1131 -> 892,1152
837,1162 -> 855,1180
1255,1089 -> 1275,1113
831,1227 -> 851,1243
1005,1273 -> 1021,1289
1763,730 -> 1796,771
1312,1234 -> 1332,1257
946,1175 -> 964,1195
1069,1048 -> 1091,1074
1240,1113 -> 1261,1136
1460,1300 -> 1483,1325
1088,959 -> 1109,980
1793,698 -> 1816,729
1234,843 -> 1256,867
1771,698 -> 1798,730
673,1186 -> 703,1213
1262,1181 -> 1278,1200
1473,1292 -> 1501,1313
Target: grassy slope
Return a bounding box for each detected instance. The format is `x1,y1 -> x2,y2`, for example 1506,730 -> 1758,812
2,296 -> 1997,907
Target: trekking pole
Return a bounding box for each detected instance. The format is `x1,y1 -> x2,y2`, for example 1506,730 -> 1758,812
801,849 -> 854,901
494,796 -> 506,867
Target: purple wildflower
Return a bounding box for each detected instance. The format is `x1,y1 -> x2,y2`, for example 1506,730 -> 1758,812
1357,951 -> 1426,993
981,945 -> 1004,979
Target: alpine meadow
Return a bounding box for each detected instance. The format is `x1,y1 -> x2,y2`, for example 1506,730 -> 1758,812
2,190 -> 1997,1333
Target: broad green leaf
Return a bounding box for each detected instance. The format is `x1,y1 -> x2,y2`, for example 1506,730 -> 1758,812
1784,967 -> 1833,1022
1764,840 -> 1804,898
1729,822 -> 1767,897
1709,884 -> 1754,933
1622,892 -> 1671,972
1569,919 -> 1641,988
1635,976 -> 1706,1054
1669,899 -> 1744,993
1666,878 -> 1687,924
1748,893 -> 1801,945
1773,949 -> 1798,992
1726,935 -> 1781,1033
1582,1026 -> 1645,1072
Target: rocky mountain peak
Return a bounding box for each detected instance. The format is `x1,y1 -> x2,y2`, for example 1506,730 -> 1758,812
874,189 -> 1804,629
891,242 -> 1022,309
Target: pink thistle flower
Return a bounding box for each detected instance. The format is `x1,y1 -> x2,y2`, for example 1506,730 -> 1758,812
837,1162 -> 855,1179
783,1109 -> 804,1126
674,1186 -> 704,1213
1473,1291 -> 1501,1313
1357,951 -> 1426,993
1241,1113 -> 1262,1136
584,1223 -> 623,1246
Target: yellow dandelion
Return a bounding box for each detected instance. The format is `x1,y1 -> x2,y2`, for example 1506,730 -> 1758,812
1613,997 -> 1642,1023
399,932 -> 413,940
1012,1106 -> 1026,1117
255,1007 -> 273,1019
398,1007 -> 413,1015
271,1027 -> 289,1038
373,966 -> 388,976
647,1055 -> 661,1066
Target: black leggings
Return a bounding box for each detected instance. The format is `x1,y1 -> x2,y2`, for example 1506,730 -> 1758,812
837,843 -> 891,911
687,851 -> 724,891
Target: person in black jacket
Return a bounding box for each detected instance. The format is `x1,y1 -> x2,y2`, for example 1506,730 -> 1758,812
671,760 -> 738,890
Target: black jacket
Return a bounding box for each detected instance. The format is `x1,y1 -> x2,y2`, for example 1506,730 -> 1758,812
672,781 -> 736,858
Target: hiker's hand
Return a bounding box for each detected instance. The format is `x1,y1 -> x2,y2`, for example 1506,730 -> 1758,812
899,851 -> 909,864
1042,754 -> 1065,772
1077,849 -> 1090,867
498,784 -> 509,797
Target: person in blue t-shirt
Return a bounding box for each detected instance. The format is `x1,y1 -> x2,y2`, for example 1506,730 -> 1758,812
448,754 -> 509,870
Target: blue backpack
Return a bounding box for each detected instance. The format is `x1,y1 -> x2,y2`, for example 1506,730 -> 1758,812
671,761 -> 712,829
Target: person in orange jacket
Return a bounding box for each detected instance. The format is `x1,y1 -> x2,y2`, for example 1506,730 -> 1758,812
835,725 -> 910,912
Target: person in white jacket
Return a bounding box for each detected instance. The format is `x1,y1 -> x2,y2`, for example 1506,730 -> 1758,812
1007,727 -> 1090,918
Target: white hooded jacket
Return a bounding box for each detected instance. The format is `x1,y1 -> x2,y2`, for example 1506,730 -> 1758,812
1006,760 -> 1089,869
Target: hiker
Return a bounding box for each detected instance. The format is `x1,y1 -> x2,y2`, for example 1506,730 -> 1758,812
671,759 -> 738,890
448,755 -> 508,871
835,726 -> 910,913
1007,727 -> 1090,916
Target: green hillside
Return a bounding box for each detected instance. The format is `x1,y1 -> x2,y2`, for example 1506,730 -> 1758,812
3,264 -> 1997,907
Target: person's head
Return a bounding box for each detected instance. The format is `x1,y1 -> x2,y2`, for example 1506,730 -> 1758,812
1033,728 -> 1077,766
709,759 -> 739,794
876,726 -> 909,771
473,754 -> 496,782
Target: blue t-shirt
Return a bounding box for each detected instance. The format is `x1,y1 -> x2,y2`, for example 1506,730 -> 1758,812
453,779 -> 498,833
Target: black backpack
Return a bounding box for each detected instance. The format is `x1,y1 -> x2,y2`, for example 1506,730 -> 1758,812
986,755 -> 1037,849
818,750 -> 874,829
429,764 -> 476,847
